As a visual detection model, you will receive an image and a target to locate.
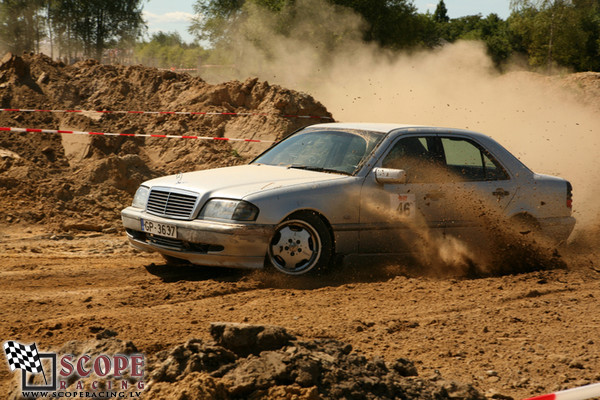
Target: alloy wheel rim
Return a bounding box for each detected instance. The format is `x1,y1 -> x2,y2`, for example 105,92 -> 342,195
269,220 -> 321,274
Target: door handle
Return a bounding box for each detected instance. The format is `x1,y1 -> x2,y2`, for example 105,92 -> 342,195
492,188 -> 510,199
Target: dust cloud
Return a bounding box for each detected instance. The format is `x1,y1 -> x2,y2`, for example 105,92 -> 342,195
219,0 -> 600,236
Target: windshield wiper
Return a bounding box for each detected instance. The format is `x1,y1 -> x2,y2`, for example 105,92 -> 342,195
287,165 -> 351,175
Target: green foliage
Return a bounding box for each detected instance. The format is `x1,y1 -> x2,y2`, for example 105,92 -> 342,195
435,13 -> 514,68
508,0 -> 600,71
329,0 -> 420,49
189,0 -> 426,50
134,31 -> 210,69
413,12 -> 441,48
188,0 -> 247,44
187,0 -> 600,72
189,0 -> 369,75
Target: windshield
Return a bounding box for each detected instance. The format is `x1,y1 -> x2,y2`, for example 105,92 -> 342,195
252,129 -> 384,175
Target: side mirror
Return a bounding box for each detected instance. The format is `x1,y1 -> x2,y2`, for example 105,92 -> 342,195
374,167 -> 406,184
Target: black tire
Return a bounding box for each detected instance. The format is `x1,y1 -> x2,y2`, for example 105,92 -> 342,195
266,212 -> 333,275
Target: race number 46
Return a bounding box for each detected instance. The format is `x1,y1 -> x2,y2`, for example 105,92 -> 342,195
392,194 -> 416,218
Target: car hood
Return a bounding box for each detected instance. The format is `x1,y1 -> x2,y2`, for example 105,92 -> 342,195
142,164 -> 349,200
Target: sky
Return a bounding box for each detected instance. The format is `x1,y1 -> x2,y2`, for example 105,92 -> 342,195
143,0 -> 512,44
415,0 -> 510,19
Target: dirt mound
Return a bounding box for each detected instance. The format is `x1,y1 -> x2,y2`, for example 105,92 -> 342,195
501,70 -> 600,114
145,322 -> 484,400
555,72 -> 600,113
0,53 -> 332,230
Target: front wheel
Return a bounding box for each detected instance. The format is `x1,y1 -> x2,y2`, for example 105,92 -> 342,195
267,213 -> 332,275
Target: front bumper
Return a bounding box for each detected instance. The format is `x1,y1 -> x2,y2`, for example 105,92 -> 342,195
121,206 -> 274,269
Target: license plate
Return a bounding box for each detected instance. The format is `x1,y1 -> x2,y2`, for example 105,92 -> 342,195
141,219 -> 177,239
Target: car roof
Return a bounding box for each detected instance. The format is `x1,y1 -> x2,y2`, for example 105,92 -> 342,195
308,122 -> 492,141
309,122 -> 422,133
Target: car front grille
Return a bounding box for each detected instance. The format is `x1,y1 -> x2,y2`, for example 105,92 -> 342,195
146,189 -> 198,219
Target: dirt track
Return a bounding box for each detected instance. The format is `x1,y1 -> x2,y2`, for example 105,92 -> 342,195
1,223 -> 599,399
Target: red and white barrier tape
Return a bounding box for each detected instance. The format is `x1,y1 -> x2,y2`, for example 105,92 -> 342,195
158,65 -> 237,70
0,108 -> 333,120
162,67 -> 199,71
0,127 -> 276,143
522,382 -> 600,400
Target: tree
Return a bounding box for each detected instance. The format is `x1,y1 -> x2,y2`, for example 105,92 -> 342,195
329,0 -> 420,49
188,0 -> 247,45
434,0 -> 449,23
570,0 -> 600,70
1,0 -> 145,61
480,14 -> 513,65
442,14 -> 483,41
189,0 -> 424,50
44,0 -> 144,61
509,0 -> 600,71
70,0 -> 145,60
0,0 -> 47,54
434,13 -> 514,68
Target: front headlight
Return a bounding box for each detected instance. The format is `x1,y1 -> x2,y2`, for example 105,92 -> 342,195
199,199 -> 259,221
132,186 -> 150,209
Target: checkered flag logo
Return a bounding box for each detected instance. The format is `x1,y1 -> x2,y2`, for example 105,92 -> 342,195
3,341 -> 43,374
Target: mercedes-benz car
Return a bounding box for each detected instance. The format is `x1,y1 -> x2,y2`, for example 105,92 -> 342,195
121,123 -> 575,275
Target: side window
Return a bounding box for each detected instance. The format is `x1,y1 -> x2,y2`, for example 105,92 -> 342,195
441,137 -> 508,181
381,136 -> 444,183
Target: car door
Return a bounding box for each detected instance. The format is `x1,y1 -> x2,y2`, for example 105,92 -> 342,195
439,136 -> 518,249
358,135 -> 448,254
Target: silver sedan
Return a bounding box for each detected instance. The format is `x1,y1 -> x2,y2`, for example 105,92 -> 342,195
121,123 -> 576,275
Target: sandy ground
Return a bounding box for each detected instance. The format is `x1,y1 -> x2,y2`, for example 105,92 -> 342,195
1,223 -> 599,399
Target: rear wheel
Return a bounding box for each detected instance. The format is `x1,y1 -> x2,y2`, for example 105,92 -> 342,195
267,213 -> 332,275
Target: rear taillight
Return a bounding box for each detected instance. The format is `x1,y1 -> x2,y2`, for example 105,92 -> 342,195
566,181 -> 573,209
